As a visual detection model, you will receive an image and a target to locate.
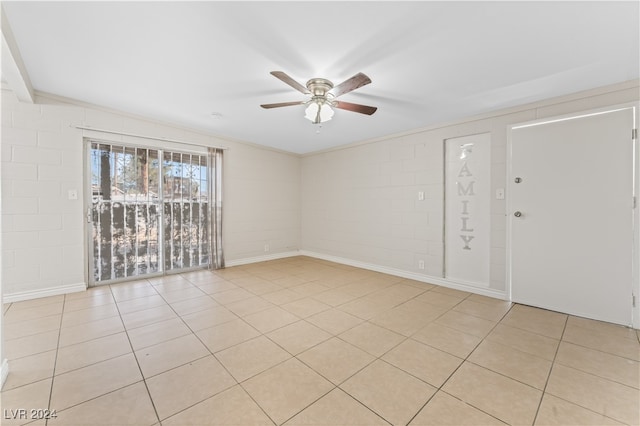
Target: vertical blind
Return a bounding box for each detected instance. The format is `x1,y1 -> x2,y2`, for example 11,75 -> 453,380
209,147 -> 224,269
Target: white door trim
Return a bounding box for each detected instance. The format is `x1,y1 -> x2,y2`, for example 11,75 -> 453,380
506,102 -> 640,329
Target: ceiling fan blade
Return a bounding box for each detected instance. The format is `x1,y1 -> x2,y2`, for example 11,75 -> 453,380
270,71 -> 310,95
260,101 -> 305,109
333,100 -> 377,115
331,73 -> 372,97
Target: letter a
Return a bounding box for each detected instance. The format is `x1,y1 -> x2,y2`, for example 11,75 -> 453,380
458,162 -> 472,177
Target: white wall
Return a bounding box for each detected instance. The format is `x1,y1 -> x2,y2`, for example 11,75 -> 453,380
2,80 -> 638,302
0,128 -> 6,388
224,143 -> 300,262
301,80 -> 640,297
0,89 -> 301,299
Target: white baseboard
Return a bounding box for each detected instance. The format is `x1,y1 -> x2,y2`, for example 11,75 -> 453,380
224,249 -> 507,300
3,282 -> 87,303
1,359 -> 9,390
224,250 -> 301,268
300,250 -> 507,300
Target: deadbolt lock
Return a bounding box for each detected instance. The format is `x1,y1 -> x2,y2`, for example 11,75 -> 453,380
514,177 -> 522,183
514,211 -> 522,217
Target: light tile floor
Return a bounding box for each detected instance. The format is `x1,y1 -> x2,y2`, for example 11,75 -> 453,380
2,256 -> 639,425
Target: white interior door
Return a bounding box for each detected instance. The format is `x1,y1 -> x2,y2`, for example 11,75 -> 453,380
510,107 -> 635,326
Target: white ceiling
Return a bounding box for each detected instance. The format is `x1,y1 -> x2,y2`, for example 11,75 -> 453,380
2,1 -> 639,154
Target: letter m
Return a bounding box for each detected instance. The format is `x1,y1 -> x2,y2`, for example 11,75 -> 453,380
457,181 -> 475,196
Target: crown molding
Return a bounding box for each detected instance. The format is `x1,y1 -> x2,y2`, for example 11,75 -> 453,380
302,79 -> 640,157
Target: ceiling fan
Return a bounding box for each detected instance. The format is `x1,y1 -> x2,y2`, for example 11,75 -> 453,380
260,71 -> 377,124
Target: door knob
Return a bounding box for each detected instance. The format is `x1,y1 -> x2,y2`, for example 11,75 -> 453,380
514,211 -> 522,217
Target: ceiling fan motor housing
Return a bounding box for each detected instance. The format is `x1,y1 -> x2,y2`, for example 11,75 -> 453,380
306,78 -> 333,97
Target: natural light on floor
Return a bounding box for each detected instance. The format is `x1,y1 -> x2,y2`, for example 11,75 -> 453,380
2,256 -> 638,425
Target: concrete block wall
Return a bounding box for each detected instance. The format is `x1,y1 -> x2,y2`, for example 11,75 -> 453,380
224,142 -> 300,261
1,89 -> 301,299
300,81 -> 640,295
1,93 -> 85,297
1,80 -> 637,300
301,133 -> 446,276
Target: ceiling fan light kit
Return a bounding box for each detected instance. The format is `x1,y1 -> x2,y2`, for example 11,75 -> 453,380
261,71 -> 377,125
305,101 -> 334,124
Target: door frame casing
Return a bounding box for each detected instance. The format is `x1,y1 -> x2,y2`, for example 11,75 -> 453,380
506,102 -> 640,329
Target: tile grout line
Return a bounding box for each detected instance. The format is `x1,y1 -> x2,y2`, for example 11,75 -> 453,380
560,324 -> 640,363
148,274 -> 234,397
337,357 -> 425,425
550,342 -> 640,388
6,259 -> 637,425
201,268 -> 396,425
3,302 -> 14,316
44,296 -> 66,426
266,287 -> 494,425
530,313 -> 569,425
209,260 -> 637,422
2,308 -> 124,393
107,283 -> 163,426
270,273 -> 496,424
150,271 -> 279,425
404,295 -> 513,425
278,384 -> 391,426
520,313 -> 638,424
206,270 -> 309,425
237,272 -> 371,424
195,266 -> 608,420
537,332 -> 639,424
456,306 -> 565,392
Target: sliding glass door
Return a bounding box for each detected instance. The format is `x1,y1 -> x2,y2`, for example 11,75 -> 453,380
161,151 -> 210,272
87,141 -> 212,285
